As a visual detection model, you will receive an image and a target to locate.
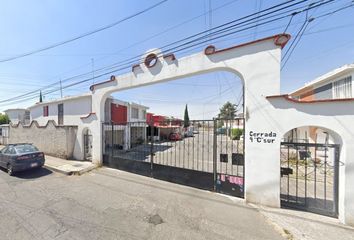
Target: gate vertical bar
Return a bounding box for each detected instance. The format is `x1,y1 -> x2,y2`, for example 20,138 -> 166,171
324,145 -> 328,209
314,144 -> 317,199
287,144 -> 290,202
111,122 -> 114,161
296,146 -> 299,203
101,123 -> 104,163
213,119 -> 217,191
150,121 -> 154,177
305,144 -> 308,206
334,145 -> 339,216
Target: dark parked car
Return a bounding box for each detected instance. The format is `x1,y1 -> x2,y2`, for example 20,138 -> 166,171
0,144 -> 45,176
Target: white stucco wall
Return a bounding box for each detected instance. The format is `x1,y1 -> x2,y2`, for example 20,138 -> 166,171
266,97 -> 354,225
352,72 -> 354,97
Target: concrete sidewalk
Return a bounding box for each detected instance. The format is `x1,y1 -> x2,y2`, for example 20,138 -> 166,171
253,204 -> 354,240
44,155 -> 97,175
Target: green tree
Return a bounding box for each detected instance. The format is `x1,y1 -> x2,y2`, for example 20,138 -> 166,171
218,102 -> 237,137
183,104 -> 190,128
218,101 -> 237,119
39,91 -> 43,103
0,114 -> 10,124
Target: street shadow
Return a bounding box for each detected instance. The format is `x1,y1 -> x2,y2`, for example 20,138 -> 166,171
12,167 -> 53,179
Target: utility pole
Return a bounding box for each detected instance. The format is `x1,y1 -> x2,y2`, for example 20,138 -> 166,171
59,78 -> 63,98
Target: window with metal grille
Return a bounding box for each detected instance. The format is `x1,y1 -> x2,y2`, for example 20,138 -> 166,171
333,76 -> 352,99
131,107 -> 139,119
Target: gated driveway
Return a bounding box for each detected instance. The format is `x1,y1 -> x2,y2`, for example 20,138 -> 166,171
111,130 -> 243,175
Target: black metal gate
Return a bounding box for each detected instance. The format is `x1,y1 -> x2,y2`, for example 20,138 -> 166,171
84,129 -> 92,161
280,141 -> 339,217
102,119 -> 244,198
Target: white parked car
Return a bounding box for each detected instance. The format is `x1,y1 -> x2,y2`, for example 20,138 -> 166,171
184,127 -> 194,137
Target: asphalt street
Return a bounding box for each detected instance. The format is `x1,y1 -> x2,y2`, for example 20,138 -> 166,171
0,166 -> 284,240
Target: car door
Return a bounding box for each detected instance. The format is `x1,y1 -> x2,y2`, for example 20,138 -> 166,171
7,147 -> 17,165
0,147 -> 8,168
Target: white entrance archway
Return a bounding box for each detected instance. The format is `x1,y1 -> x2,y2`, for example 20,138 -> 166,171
86,34 -> 290,208
79,33 -> 354,225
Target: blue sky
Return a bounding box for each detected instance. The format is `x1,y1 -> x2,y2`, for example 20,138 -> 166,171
0,0 -> 354,119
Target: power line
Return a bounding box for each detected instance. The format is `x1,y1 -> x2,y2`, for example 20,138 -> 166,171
281,1 -> 354,70
0,0 -> 345,107
91,0 -> 314,73
0,0 -> 308,105
282,18 -> 314,70
0,0 -> 241,101
101,0 -> 309,72
0,0 -> 168,63
282,16 -> 309,61
0,11 -> 324,107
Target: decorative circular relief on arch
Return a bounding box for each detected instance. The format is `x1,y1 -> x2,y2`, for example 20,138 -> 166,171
144,53 -> 158,68
204,45 -> 216,55
274,34 -> 291,49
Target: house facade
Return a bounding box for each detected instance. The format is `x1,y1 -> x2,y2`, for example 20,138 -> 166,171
29,94 -> 92,126
4,108 -> 30,125
290,63 -> 354,101
146,113 -> 183,141
103,97 -> 148,150
24,93 -> 148,160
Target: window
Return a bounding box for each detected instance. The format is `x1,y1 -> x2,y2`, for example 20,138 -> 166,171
9,147 -> 16,155
24,110 -> 30,123
58,103 -> 64,125
141,110 -> 146,120
43,106 -> 49,117
131,107 -> 139,119
4,147 -> 16,155
14,144 -> 39,154
2,147 -> 9,154
333,76 -> 352,99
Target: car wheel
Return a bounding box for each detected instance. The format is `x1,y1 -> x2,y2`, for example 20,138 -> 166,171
7,164 -> 14,176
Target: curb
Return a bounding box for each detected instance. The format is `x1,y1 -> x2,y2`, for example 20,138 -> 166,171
73,165 -> 99,176
44,164 -> 98,176
44,165 -> 73,175
248,203 -> 295,240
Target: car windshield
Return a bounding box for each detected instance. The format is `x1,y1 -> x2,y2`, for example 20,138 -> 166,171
14,145 -> 39,154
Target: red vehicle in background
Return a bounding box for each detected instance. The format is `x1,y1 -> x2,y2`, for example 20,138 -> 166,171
169,132 -> 182,141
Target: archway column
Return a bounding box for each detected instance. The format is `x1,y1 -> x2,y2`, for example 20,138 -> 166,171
88,90 -> 106,166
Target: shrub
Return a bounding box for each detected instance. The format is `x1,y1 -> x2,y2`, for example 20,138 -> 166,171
231,128 -> 243,140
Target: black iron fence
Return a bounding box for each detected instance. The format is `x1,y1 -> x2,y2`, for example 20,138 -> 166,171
280,141 -> 339,217
102,118 -> 245,198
